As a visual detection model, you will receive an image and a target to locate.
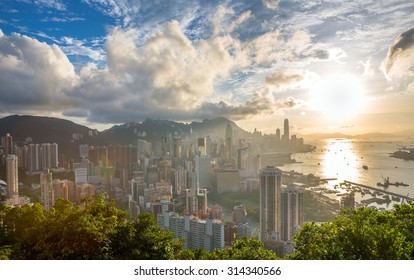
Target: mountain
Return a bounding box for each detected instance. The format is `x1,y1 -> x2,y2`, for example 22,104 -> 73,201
353,132 -> 403,139
0,115 -> 251,156
0,115 -> 102,160
0,115 -> 95,143
303,132 -> 352,140
101,117 -> 251,145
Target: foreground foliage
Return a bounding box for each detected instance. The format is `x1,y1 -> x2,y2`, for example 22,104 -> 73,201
3,196 -> 413,260
290,202 -> 414,260
0,196 -> 277,260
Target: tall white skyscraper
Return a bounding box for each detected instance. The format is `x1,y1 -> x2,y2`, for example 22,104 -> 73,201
259,166 -> 282,242
6,154 -> 18,198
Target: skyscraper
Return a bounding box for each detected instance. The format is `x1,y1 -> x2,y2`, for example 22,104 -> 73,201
281,186 -> 304,241
225,122 -> 233,159
6,154 -> 18,198
259,166 -> 282,242
283,119 -> 289,142
275,128 -> 281,142
3,133 -> 13,156
197,137 -> 207,156
195,155 -> 211,188
40,170 -> 53,210
173,137 -> 182,159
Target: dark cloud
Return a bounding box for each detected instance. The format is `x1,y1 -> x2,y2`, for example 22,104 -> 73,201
383,26 -> 414,79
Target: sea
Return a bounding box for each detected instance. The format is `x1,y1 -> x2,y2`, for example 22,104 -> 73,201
279,138 -> 414,209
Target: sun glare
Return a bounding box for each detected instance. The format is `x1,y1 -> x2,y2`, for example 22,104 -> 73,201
309,74 -> 365,119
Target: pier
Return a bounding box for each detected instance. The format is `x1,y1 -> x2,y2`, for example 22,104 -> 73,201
344,180 -> 413,201
320,178 -> 338,181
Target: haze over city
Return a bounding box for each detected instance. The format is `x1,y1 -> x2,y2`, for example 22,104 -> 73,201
1,0 -> 414,134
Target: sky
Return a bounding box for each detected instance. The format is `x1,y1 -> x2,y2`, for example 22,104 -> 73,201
0,0 -> 414,135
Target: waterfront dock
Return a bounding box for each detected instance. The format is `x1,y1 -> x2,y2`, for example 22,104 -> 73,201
344,180 -> 413,201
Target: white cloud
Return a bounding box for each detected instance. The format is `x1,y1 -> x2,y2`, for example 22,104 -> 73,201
41,16 -> 85,22
60,36 -> 105,61
0,30 -> 76,111
35,0 -> 66,11
262,0 -> 280,10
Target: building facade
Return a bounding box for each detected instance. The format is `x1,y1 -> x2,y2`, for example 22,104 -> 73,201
6,154 -> 18,198
281,186 -> 304,241
259,166 -> 282,242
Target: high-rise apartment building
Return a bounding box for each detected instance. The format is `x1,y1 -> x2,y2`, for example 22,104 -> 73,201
225,122 -> 233,159
6,154 -> 18,198
26,143 -> 58,174
259,166 -> 282,242
3,133 -> 13,156
275,128 -> 281,142
185,172 -> 208,215
40,170 -> 53,210
233,204 -> 248,224
79,144 -> 89,158
158,159 -> 172,183
173,167 -> 187,195
281,186 -> 304,241
195,155 -> 211,188
157,212 -> 224,252
197,138 -> 207,156
173,137 -> 182,158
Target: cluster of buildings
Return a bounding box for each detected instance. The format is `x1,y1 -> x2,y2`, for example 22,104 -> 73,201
259,166 -> 304,256
1,133 -> 59,175
0,118 -> 305,256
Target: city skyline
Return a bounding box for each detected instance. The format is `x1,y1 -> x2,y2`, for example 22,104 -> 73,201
1,1 -> 414,134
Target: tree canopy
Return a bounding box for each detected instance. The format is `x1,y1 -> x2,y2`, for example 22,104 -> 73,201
0,196 -> 278,260
3,196 -> 414,260
289,202 -> 414,260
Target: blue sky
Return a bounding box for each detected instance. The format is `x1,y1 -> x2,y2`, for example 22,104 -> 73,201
1,0 -> 414,134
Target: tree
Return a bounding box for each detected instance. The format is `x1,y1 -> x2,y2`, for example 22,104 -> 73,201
107,212 -> 183,259
290,204 -> 414,260
0,195 -> 128,259
211,237 -> 279,260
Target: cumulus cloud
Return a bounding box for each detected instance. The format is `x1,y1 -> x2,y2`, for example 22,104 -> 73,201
64,21 -> 251,123
265,71 -> 305,90
0,30 -> 76,111
197,90 -> 301,120
382,26 -> 414,79
0,11 -> 310,124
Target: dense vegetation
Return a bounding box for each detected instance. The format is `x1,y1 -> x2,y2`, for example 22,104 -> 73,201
1,196 -> 414,260
290,202 -> 414,260
0,195 -> 278,260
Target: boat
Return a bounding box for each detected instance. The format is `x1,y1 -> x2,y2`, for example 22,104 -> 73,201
394,182 -> 409,187
363,165 -> 368,170
377,177 -> 390,187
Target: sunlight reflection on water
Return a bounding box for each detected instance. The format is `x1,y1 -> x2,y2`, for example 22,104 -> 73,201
321,139 -> 360,185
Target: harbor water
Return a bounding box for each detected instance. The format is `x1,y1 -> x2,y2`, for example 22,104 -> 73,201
281,138 -> 414,209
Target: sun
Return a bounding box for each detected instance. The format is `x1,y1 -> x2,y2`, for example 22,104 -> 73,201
309,74 -> 365,119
